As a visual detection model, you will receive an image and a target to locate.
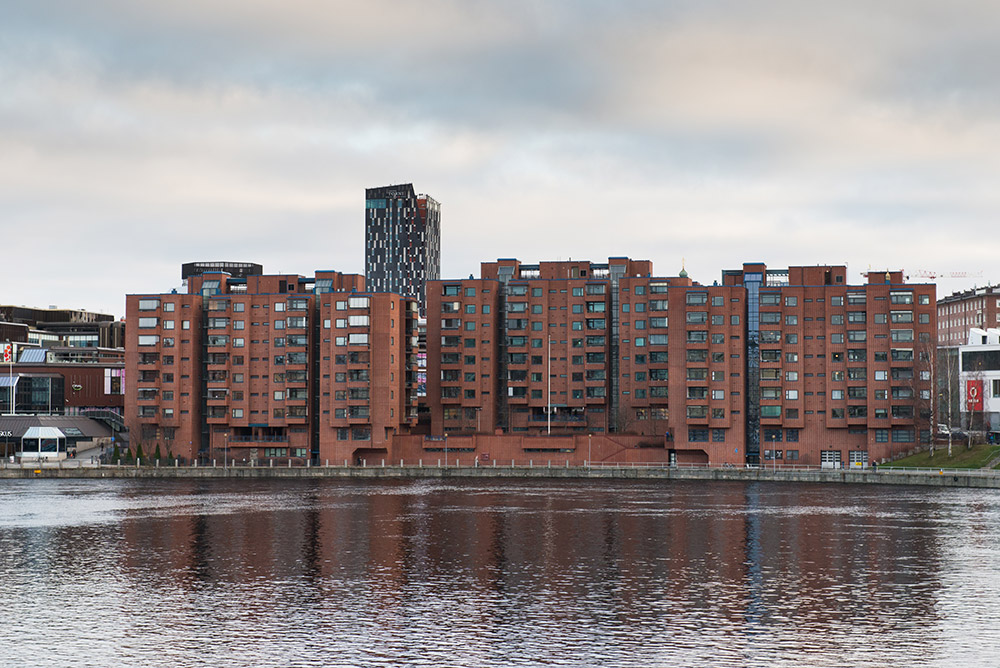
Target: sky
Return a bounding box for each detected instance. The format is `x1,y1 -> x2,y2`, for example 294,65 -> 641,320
3,0 -> 999,318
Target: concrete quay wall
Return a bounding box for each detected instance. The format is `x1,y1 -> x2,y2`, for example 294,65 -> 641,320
3,464 -> 1000,489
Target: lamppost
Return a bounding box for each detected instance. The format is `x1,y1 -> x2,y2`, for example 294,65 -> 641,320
444,432 -> 448,467
771,434 -> 777,472
588,433 -> 592,468
224,432 -> 228,472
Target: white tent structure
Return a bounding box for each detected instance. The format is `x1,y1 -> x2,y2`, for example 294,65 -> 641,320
18,426 -> 67,460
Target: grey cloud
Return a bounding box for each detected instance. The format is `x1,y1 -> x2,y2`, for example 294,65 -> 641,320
2,1 -> 1000,316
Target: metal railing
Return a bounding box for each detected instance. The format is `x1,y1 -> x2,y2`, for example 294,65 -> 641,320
4,456 -> 999,478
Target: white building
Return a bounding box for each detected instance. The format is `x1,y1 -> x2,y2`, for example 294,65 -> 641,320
958,328 -> 1000,432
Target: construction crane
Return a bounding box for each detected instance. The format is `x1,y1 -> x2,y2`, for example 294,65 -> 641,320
907,270 -> 984,280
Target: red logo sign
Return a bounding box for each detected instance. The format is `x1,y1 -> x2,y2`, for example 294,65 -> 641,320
967,380 -> 984,411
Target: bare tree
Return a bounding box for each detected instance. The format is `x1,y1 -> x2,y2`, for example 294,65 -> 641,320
615,406 -> 638,434
937,346 -> 960,457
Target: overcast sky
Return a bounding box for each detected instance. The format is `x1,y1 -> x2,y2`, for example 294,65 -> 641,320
3,1 -> 998,318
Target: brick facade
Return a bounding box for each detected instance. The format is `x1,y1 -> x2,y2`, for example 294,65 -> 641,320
126,269 -> 418,463
424,259 -> 936,467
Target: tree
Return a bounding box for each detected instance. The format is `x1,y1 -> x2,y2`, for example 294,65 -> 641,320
614,406 -> 638,434
938,346 -> 960,457
913,339 -> 935,458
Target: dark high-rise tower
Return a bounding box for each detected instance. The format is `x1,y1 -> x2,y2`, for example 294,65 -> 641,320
365,183 -> 441,316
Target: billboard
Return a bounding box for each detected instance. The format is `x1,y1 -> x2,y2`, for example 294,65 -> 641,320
966,379 -> 984,412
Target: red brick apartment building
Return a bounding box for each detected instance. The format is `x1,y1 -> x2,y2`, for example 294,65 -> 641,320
422,260 -> 935,468
937,285 -> 1000,346
126,268 -> 420,464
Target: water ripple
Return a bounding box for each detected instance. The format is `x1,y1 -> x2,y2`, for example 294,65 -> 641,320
2,480 -> 1000,667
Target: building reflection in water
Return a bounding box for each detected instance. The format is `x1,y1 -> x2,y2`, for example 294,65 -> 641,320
90,479 -> 974,666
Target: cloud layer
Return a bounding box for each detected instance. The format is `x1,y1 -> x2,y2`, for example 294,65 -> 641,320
2,1 -> 998,316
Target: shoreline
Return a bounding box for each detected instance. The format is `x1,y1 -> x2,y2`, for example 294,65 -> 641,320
3,463 -> 999,489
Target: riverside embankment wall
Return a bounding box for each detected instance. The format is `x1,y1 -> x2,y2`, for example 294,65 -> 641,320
3,464 -> 999,489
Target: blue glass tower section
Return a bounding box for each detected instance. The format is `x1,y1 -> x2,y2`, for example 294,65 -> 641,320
743,271 -> 763,466
365,183 -> 441,316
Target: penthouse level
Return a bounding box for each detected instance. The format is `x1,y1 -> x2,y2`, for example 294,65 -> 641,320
424,260 -> 935,469
126,266 -> 420,465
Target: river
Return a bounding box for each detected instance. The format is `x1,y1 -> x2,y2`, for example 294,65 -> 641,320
2,478 -> 999,667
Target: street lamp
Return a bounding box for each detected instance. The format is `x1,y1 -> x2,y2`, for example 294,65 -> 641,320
444,432 -> 448,468
224,432 -> 228,472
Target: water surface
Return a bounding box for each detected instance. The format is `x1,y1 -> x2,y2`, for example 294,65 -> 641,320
2,479 -> 999,667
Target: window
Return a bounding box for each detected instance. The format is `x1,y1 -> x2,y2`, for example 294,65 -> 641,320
890,291 -> 913,305
686,292 -> 708,305
892,429 -> 914,443
686,406 -> 708,418
688,428 -> 709,442
687,349 -> 708,362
